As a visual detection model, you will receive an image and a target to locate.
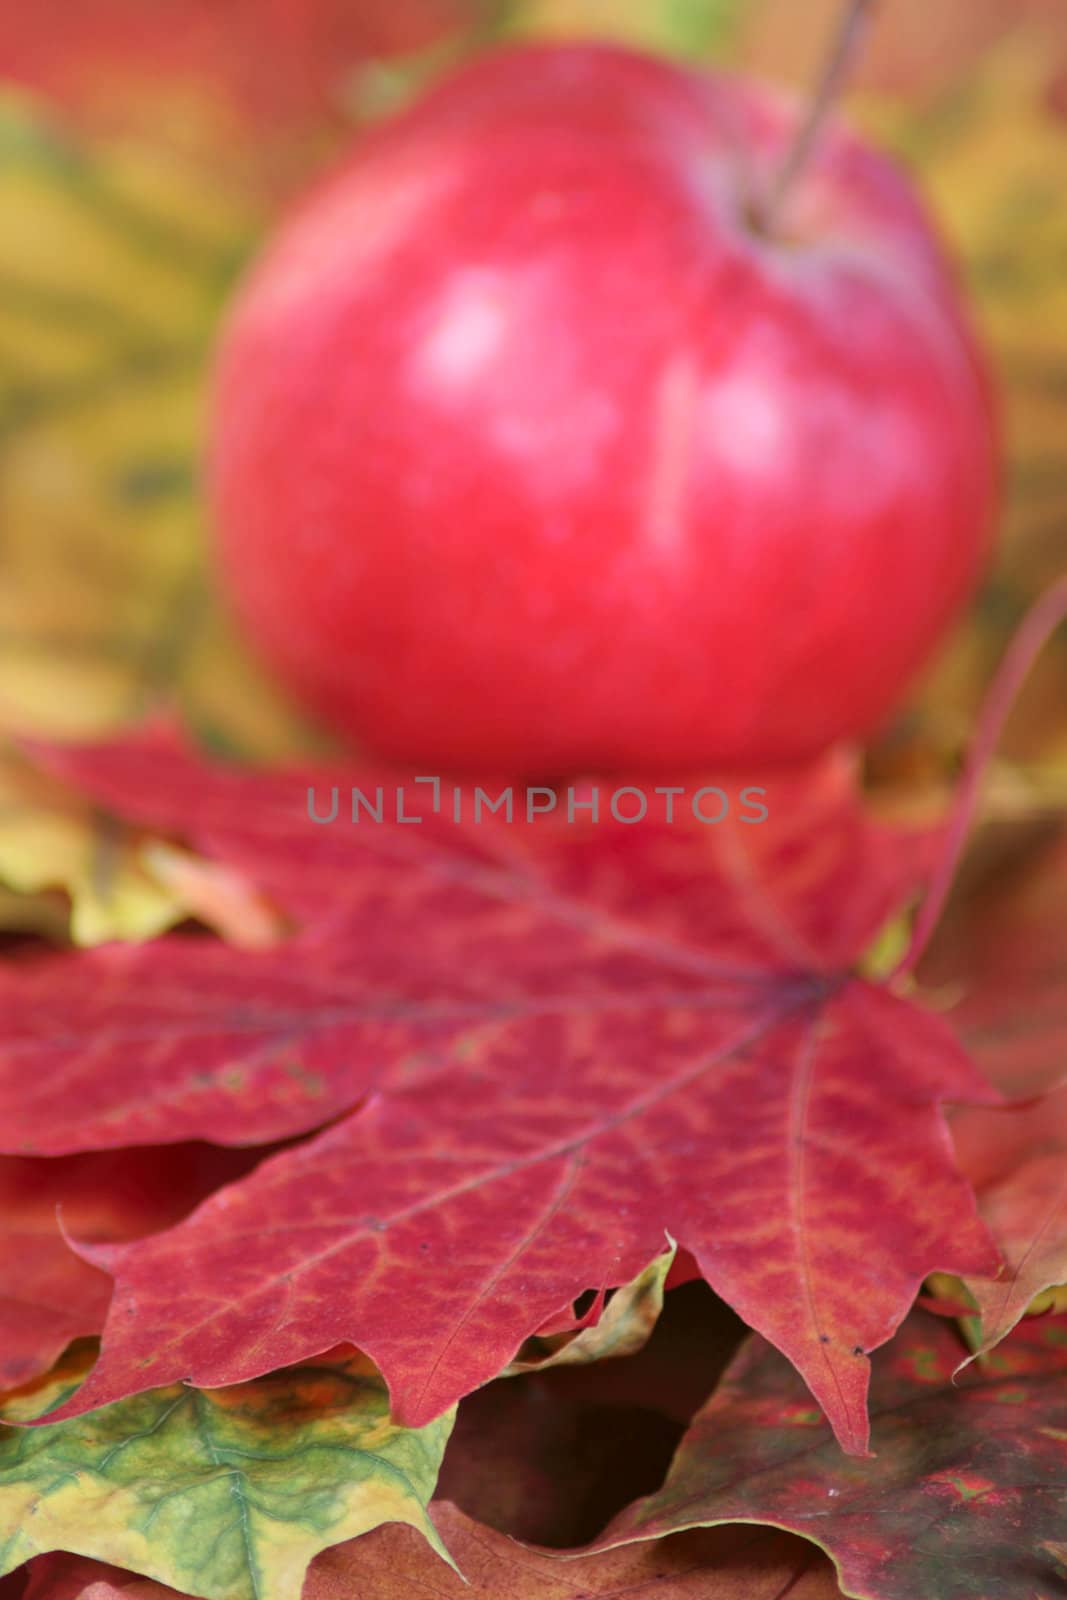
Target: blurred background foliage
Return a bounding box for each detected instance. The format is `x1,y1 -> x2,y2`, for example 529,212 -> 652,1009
0,0 -> 1063,787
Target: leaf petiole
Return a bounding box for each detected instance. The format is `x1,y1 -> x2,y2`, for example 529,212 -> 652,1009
890,572 -> 1067,983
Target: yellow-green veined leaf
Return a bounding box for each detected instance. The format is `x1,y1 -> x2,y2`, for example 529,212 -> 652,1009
0,1347 -> 455,1600
0,93 -> 324,761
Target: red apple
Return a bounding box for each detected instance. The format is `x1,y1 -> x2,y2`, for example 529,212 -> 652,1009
210,42 -> 998,773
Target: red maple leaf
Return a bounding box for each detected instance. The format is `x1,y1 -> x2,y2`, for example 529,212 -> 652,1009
5,732 -> 1000,1453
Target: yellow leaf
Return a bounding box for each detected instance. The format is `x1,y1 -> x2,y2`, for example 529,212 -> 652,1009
507,1242 -> 676,1373
0,745 -> 282,945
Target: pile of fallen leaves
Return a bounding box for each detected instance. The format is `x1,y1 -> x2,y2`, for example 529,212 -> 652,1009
1,722 -> 1066,1600
0,3 -> 1065,1597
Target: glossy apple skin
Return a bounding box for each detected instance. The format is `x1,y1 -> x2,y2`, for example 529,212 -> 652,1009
211,42 -> 998,773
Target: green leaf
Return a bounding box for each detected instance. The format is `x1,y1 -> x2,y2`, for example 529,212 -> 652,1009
0,1349 -> 454,1600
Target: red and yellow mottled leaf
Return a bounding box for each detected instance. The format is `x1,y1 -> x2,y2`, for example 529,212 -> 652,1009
0,733 -> 1000,1454
588,1309 -> 1067,1600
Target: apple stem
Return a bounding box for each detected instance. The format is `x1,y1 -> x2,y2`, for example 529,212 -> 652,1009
889,573 -> 1067,985
758,0 -> 876,236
